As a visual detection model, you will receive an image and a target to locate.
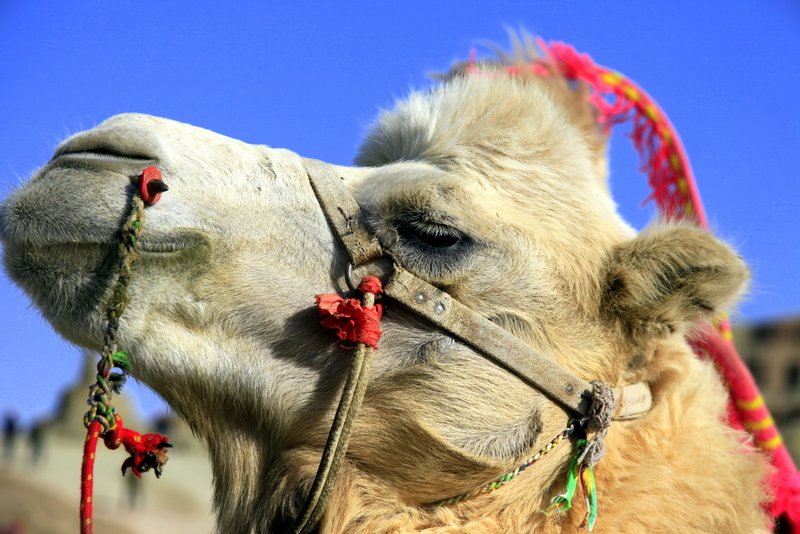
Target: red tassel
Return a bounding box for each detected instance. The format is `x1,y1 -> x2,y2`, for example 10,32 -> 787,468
80,415 -> 171,534
102,413 -> 172,478
316,276 -> 384,349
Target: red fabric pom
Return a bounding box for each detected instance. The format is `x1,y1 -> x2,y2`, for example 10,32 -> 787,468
316,281 -> 384,349
102,414 -> 172,478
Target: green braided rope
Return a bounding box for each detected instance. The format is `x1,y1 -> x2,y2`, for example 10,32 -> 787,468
83,195 -> 145,433
427,422 -> 577,507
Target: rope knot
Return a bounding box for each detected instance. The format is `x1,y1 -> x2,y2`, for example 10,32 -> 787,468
579,380 -> 615,468
583,380 -> 614,433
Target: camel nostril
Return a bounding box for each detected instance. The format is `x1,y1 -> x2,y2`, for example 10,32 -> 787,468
139,167 -> 168,205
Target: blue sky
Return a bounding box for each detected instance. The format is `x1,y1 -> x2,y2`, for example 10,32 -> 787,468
1,1 -> 799,425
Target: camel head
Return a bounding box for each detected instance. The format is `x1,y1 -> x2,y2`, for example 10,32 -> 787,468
0,70 -> 764,533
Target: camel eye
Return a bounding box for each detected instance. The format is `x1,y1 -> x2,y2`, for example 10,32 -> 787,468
386,212 -> 477,281
397,217 -> 463,249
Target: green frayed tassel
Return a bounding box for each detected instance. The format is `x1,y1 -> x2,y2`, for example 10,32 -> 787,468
579,464 -> 598,531
543,439 -> 586,515
543,439 -> 600,530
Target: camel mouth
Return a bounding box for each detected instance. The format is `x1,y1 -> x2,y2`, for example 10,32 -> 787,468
49,121 -> 166,168
50,150 -> 158,164
137,229 -> 212,255
0,212 -> 210,256
1,226 -> 211,336
45,147 -> 160,174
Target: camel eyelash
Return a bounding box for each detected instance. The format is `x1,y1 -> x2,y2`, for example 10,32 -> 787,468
398,219 -> 462,249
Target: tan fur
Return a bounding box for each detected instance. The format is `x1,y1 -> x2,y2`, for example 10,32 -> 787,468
0,50 -> 771,533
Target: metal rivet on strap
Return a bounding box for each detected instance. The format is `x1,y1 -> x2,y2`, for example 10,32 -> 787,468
415,293 -> 427,304
433,302 -> 446,315
565,384 -> 575,395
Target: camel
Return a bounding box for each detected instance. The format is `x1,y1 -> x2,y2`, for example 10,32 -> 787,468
0,47 -> 772,533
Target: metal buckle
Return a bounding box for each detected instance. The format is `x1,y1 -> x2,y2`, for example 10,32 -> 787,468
345,260 -> 392,294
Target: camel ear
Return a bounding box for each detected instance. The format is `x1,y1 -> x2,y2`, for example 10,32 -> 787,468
602,225 -> 749,343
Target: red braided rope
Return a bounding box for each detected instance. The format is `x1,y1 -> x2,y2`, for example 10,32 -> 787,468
80,421 -> 102,534
536,40 -> 707,226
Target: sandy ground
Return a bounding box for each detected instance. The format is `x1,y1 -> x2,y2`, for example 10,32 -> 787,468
0,434 -> 214,534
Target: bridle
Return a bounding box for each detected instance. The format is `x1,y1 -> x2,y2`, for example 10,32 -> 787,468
287,158 -> 653,534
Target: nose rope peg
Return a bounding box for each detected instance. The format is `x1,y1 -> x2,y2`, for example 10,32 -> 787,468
138,166 -> 168,205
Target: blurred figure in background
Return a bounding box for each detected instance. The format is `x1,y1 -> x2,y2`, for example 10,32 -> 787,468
2,410 -> 18,464
27,422 -> 44,469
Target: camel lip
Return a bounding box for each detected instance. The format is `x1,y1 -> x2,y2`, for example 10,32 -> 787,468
0,224 -> 211,255
137,229 -> 212,254
51,122 -> 166,165
38,153 -> 161,179
49,151 -> 158,164
45,147 -> 160,175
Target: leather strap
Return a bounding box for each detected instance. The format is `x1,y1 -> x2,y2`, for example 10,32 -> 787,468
613,380 -> 653,420
384,267 -> 653,420
305,158 -> 383,265
384,267 -> 594,415
301,157 -> 653,417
